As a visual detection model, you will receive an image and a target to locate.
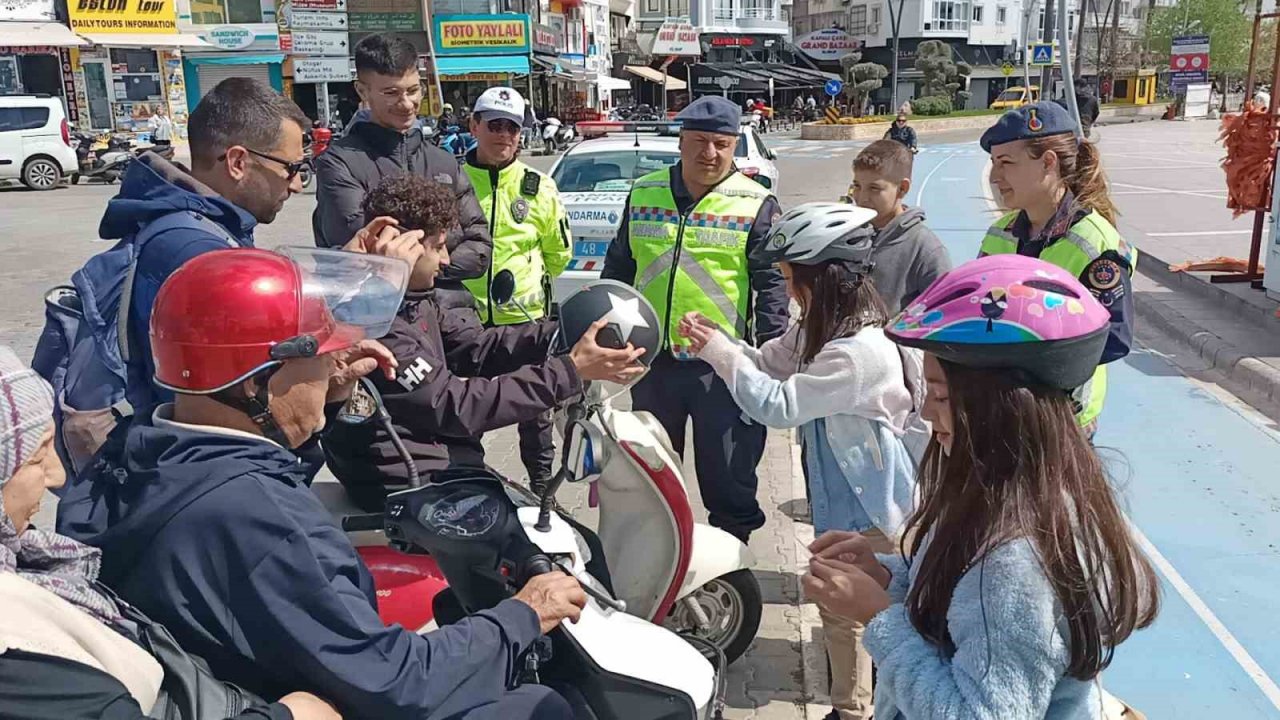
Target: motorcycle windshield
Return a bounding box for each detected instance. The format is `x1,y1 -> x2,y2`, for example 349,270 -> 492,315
276,246 -> 410,350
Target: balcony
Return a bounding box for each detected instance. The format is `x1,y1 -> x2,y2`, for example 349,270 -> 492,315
707,0 -> 787,30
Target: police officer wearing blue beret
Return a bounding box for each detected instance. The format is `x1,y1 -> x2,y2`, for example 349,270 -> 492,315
602,95 -> 789,543
979,101 -> 1135,436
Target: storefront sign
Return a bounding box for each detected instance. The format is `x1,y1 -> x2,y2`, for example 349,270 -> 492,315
7,0 -> 58,22
533,22 -> 562,54
434,14 -> 530,55
291,0 -> 346,10
291,30 -> 348,55
650,19 -> 700,57
69,0 -> 179,33
293,56 -> 352,82
205,25 -> 255,49
290,10 -> 349,29
795,28 -> 861,62
347,0 -> 420,30
708,35 -> 754,47
0,46 -> 60,54
444,72 -> 512,82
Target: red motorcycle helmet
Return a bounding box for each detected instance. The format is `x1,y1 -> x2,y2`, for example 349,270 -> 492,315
152,247 -> 410,394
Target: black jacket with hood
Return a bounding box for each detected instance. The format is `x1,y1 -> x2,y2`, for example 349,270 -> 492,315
313,116 -> 492,311
56,410 -> 543,720
324,290 -> 582,510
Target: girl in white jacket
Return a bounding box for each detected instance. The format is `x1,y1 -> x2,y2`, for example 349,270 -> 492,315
680,202 -> 922,720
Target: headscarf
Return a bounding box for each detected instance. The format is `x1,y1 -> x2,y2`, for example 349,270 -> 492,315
0,346 -> 125,629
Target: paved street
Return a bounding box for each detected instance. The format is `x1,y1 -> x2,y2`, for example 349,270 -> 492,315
4,118 -> 1280,718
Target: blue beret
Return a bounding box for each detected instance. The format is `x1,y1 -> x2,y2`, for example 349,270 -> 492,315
676,96 -> 741,136
980,101 -> 1078,152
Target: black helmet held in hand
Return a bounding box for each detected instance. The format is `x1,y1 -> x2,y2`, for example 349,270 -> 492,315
551,280 -> 661,369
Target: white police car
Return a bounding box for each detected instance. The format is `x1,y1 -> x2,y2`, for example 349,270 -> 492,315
549,120 -> 780,299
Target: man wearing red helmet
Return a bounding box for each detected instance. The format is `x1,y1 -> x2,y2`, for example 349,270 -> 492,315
57,249 -> 584,720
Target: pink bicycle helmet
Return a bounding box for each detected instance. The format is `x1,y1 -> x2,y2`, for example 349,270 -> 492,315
886,254 -> 1111,389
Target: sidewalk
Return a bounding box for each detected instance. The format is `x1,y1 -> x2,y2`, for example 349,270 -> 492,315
1095,121 -> 1280,415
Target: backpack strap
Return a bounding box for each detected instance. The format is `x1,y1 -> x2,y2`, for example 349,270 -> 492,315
116,211 -> 240,364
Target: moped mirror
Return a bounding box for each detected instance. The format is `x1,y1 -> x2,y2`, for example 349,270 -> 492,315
490,269 -> 517,306
337,377 -> 382,425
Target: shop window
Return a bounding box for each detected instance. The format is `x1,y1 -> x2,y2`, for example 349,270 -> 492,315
849,5 -> 867,33
188,0 -> 264,24
110,49 -> 159,74
0,107 -> 50,132
123,75 -> 162,101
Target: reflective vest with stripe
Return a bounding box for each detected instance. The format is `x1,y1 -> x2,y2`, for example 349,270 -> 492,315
628,169 -> 772,356
979,210 -> 1137,429
462,160 -> 572,326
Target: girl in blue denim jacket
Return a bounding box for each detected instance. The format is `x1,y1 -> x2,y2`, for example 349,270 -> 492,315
682,203 -> 922,720
801,254 -> 1159,720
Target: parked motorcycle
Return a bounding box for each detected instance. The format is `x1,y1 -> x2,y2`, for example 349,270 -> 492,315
437,124 -> 477,163
299,123 -> 333,191
541,117 -> 576,154
334,376 -> 726,720
70,130 -> 134,185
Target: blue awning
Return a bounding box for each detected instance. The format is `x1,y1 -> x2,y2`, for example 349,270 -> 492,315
185,53 -> 285,66
435,55 -> 530,76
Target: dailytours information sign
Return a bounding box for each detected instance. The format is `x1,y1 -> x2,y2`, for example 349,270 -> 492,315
69,0 -> 178,33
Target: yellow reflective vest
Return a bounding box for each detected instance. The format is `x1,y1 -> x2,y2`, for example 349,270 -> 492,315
628,169 -> 773,357
979,209 -> 1136,428
463,159 -> 571,326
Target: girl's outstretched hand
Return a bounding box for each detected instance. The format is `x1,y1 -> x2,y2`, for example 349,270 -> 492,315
679,312 -> 717,354
809,530 -> 892,589
803,556 -> 892,625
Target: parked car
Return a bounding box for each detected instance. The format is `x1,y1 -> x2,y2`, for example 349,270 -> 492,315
990,85 -> 1041,110
0,95 -> 77,190
734,121 -> 781,191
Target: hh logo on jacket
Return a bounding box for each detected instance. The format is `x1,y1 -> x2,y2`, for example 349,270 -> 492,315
397,357 -> 433,390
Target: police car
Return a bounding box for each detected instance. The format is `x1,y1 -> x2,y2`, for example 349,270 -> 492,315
549,120 -> 780,299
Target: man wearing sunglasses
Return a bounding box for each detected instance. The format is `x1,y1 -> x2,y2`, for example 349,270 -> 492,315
460,86 -> 572,494
34,78 -> 336,470
313,33 -> 493,314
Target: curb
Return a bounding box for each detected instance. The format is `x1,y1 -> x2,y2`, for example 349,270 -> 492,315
1130,245 -> 1280,403
789,436 -> 830,720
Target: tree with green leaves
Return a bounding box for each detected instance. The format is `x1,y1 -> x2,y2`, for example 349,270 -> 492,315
914,40 -> 973,107
840,53 -> 890,116
1144,0 -> 1253,74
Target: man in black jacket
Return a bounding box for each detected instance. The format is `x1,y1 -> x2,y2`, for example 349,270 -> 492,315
313,33 -> 490,312
325,175 -> 645,510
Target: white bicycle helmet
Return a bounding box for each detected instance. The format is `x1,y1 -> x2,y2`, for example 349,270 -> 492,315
751,202 -> 879,267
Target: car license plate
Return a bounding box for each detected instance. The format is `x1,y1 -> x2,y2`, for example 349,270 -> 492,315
574,240 -> 608,258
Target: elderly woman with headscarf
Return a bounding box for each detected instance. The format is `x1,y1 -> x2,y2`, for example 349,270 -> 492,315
0,346 -> 342,720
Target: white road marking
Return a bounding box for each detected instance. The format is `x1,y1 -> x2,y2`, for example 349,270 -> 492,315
1146,230 -> 1253,237
1108,165 -> 1221,171
912,150 -> 957,207
1112,182 -> 1229,201
1128,521 -> 1280,711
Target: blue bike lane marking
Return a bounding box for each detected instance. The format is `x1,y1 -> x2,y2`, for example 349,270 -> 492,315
909,141 -> 1280,718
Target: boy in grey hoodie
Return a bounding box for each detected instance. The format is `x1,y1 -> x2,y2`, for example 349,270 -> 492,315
843,140 -> 952,313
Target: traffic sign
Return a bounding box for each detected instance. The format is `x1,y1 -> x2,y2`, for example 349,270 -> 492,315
289,10 -> 348,30
293,57 -> 352,83
291,0 -> 345,9
1030,43 -> 1054,66
291,30 -> 348,56
824,78 -> 844,97
1002,62 -> 1014,77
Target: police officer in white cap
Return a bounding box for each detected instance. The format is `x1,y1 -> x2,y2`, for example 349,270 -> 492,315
462,86 -> 572,493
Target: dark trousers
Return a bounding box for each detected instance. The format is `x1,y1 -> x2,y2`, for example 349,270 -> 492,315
519,410 -> 556,483
630,355 -> 767,541
456,685 -> 573,720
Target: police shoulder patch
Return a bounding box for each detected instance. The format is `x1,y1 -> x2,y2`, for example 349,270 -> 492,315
1085,257 -> 1122,291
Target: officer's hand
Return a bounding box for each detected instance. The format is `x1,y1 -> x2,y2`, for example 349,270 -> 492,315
327,340 -> 398,403
679,312 -> 716,354
569,319 -> 646,384
278,692 -> 343,720
513,571 -> 588,634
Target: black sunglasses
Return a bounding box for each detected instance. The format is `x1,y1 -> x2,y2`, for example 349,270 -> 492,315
485,118 -> 521,135
219,147 -> 314,180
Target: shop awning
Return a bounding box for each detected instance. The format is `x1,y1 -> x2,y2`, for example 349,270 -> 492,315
77,32 -> 214,49
597,75 -> 631,92
435,55 -> 530,76
184,53 -> 285,66
623,65 -> 687,91
530,56 -> 574,78
0,22 -> 86,47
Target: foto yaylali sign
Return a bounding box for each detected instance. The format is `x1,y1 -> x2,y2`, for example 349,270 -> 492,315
795,28 -> 861,61
435,14 -> 530,54
650,19 -> 700,57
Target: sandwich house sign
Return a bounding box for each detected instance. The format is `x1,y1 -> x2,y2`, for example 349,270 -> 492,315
69,0 -> 178,33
